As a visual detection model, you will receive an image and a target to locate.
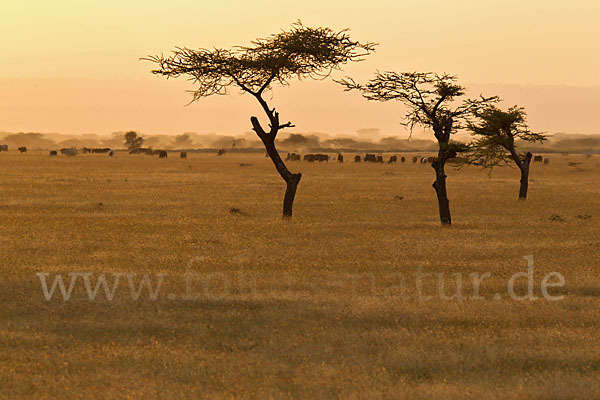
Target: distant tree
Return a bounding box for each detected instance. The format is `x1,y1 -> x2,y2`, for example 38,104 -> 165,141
467,105 -> 548,200
144,22 -> 375,218
174,133 -> 193,148
338,72 -> 497,225
124,131 -> 144,150
281,134 -> 310,146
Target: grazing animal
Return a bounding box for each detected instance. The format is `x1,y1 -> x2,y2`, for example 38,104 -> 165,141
18,147 -> 27,153
0,144 -> 8,152
82,147 -> 91,153
376,155 -> 384,163
354,155 -> 361,163
180,151 -> 187,159
49,150 -> 57,156
158,150 -> 168,158
60,148 -> 77,156
388,155 -> 397,163
412,156 -> 419,163
287,152 -> 300,161
217,149 -> 226,156
306,154 -> 329,162
533,155 -> 543,162
421,157 -> 427,163
91,147 -> 111,154
543,157 -> 549,164
400,156 -> 406,163
363,153 -> 377,162
108,150 -> 114,157
304,154 -> 313,161
337,154 -> 344,163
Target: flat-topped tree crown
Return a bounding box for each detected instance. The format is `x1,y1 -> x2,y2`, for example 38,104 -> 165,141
145,22 -> 375,99
144,22 -> 375,218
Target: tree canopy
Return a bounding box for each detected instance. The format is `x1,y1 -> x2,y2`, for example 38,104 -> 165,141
338,72 -> 497,145
144,22 -> 376,103
467,105 -> 548,168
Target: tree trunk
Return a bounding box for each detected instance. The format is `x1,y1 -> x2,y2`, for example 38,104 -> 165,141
432,159 -> 452,225
260,131 -> 302,219
518,152 -> 532,200
283,174 -> 301,218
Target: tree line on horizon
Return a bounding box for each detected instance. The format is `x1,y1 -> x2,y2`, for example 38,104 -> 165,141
1,130 -> 595,154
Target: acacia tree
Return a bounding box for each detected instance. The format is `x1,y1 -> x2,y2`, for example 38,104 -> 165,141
144,22 -> 375,218
338,72 -> 497,225
467,105 -> 547,200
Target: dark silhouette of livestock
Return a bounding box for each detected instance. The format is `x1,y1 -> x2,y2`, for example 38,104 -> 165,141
388,155 -> 397,163
363,153 -> 377,162
337,154 -> 344,163
543,157 -> 549,164
158,150 -> 168,158
217,149 -> 226,156
400,156 -> 406,163
533,155 -> 543,162
0,144 -> 8,152
91,148 -> 112,154
286,152 -> 301,161
60,148 -> 77,156
304,153 -> 329,162
354,155 -> 361,162
109,150 -> 114,157
412,156 -> 419,163
83,147 -> 112,154
18,147 -> 27,153
180,151 -> 187,159
376,155 -> 384,163
49,150 -> 57,156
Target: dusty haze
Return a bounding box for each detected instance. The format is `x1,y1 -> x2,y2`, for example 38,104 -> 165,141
1,0 -> 599,136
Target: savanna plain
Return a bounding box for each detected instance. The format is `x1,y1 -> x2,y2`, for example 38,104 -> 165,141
1,151 -> 599,399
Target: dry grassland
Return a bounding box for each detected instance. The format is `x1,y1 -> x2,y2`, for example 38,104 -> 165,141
1,151 -> 599,399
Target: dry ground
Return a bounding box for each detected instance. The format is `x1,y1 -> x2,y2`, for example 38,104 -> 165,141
1,151 -> 599,399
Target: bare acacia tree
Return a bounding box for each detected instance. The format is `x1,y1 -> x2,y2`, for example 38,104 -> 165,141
467,105 -> 547,200
338,72 -> 497,225
144,22 -> 375,218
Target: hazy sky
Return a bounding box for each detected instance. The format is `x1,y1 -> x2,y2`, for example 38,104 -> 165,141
1,0 -> 599,136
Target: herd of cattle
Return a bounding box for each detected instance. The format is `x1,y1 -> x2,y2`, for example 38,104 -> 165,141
289,152 -> 439,164
287,153 -> 552,164
0,145 -> 552,164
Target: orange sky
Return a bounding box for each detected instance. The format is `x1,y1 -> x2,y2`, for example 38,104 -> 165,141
1,0 -> 599,137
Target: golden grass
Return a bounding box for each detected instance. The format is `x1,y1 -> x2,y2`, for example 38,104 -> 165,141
1,151 -> 599,399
